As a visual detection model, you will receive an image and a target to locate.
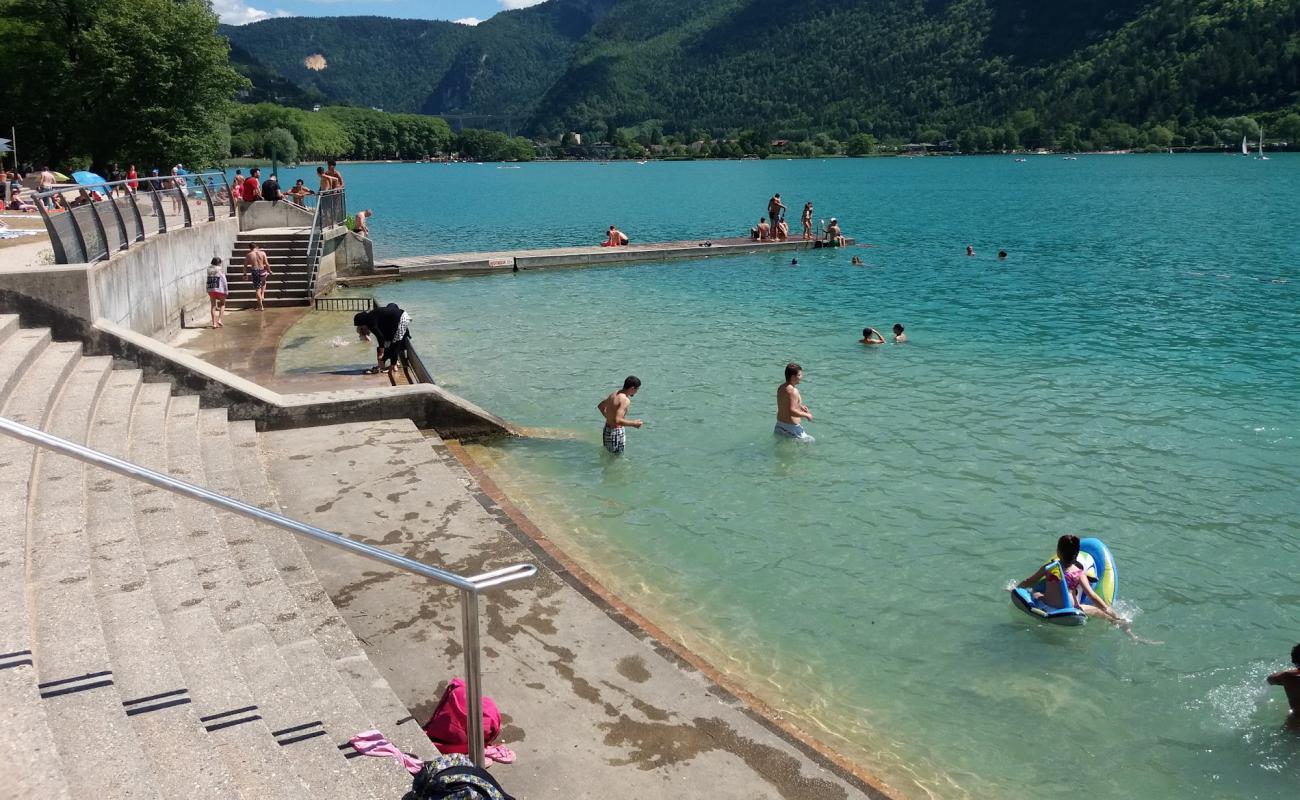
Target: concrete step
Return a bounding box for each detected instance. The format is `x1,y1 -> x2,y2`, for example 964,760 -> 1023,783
169,402 -> 376,800
226,289 -> 312,301
0,327 -> 52,407
227,420 -> 435,760
27,349 -> 165,799
85,370 -> 242,799
226,298 -> 313,310
0,329 -> 72,800
0,313 -> 19,345
134,387 -> 308,800
198,410 -> 407,798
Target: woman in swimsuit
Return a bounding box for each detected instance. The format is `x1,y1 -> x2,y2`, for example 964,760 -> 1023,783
1018,534 -> 1126,623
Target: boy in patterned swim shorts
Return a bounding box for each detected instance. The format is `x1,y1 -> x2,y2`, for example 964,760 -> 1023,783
597,376 -> 643,454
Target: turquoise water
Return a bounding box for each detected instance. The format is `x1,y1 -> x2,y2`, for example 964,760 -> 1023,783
293,157 -> 1300,799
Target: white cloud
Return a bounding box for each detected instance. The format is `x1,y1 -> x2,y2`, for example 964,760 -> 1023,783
212,0 -> 292,25
453,17 -> 483,25
499,0 -> 546,9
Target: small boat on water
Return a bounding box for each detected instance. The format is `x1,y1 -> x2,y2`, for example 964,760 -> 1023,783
1241,135 -> 1249,156
1014,157 -> 1027,163
1010,538 -> 1118,626
1256,128 -> 1270,160
1063,156 -> 1078,161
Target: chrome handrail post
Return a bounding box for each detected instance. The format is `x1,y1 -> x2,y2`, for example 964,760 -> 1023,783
125,187 -> 145,242
36,190 -> 72,263
106,192 -> 131,254
177,179 -> 192,227
461,588 -> 485,768
201,177 -> 216,222
84,192 -> 111,263
149,178 -> 168,234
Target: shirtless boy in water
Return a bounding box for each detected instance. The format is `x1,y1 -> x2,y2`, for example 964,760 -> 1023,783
775,363 -> 813,442
597,376 -> 643,454
1267,643 -> 1300,729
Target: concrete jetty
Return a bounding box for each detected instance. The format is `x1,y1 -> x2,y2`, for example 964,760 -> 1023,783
375,235 -> 857,279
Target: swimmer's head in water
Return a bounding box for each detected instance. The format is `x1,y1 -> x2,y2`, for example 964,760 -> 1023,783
1292,643 -> 1300,667
785,363 -> 802,382
893,324 -> 904,335
622,375 -> 641,394
1056,534 -> 1081,567
862,328 -> 872,338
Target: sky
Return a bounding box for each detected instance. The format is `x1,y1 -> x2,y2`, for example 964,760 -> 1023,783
212,0 -> 545,28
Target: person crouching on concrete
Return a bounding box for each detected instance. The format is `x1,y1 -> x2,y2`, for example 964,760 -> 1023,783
354,303 -> 414,386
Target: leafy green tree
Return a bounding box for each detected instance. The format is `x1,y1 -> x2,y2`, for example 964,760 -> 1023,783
846,133 -> 877,156
1277,113 -> 1300,145
262,127 -> 299,164
0,0 -> 246,169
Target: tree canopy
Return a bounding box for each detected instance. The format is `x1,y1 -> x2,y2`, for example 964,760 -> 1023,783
0,0 -> 245,170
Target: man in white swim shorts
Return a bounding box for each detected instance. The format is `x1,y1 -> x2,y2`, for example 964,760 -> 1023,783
597,375 -> 643,454
775,363 -> 814,442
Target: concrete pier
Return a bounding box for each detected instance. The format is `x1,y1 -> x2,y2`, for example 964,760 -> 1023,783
375,235 -> 857,279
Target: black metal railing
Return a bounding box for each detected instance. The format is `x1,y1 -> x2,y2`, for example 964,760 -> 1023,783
304,188 -> 346,298
313,296 -> 373,312
34,172 -> 235,265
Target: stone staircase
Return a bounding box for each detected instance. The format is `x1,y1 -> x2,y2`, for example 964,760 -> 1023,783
226,229 -> 319,309
0,314 -> 433,798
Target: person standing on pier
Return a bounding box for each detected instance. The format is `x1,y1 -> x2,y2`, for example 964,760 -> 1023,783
597,376 -> 643,454
801,202 -> 814,240
768,193 -> 786,229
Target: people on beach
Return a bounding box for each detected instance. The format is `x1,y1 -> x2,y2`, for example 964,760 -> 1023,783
597,376 -> 643,455
966,244 -> 975,256
802,202 -> 814,240
860,327 -> 886,345
1017,535 -> 1127,624
768,193 -> 786,228
825,218 -> 845,247
775,363 -> 814,442
1267,643 -> 1300,729
892,323 -> 907,343
205,257 -> 227,328
354,302 -> 414,386
602,225 -> 628,247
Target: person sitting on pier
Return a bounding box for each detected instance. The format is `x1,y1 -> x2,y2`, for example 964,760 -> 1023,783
776,215 -> 789,241
602,225 -> 629,247
757,217 -> 771,241
825,218 -> 845,247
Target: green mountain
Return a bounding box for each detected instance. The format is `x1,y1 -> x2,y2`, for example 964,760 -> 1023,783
222,0 -> 1300,144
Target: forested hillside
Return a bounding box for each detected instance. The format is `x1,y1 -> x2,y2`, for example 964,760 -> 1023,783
223,0 -> 1300,150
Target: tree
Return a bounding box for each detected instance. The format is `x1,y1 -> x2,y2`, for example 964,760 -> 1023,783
262,127 -> 299,164
0,0 -> 246,169
846,133 -> 877,156
1273,113 -> 1300,145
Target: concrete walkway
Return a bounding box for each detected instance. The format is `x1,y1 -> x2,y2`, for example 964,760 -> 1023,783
260,420 -> 894,800
376,235 -> 857,278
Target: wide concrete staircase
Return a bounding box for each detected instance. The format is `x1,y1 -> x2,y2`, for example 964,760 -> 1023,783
226,229 -> 319,309
0,314 -> 432,798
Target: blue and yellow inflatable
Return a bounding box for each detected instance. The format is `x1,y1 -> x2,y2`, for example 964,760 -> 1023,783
1010,537 -> 1118,626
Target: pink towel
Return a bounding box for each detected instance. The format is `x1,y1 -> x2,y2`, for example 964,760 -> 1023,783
349,730 -> 425,775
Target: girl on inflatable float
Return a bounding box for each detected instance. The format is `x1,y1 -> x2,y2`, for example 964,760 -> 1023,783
1016,534 -> 1127,625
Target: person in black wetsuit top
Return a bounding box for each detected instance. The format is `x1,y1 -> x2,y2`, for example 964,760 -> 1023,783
354,303 -> 414,386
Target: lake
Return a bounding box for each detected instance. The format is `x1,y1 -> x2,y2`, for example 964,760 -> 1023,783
277,155 -> 1300,800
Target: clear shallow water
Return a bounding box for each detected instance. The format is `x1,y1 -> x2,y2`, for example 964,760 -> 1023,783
287,156 -> 1300,799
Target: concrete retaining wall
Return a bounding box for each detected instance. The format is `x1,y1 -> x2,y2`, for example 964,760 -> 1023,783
329,232 -> 375,279
0,216 -> 239,339
239,200 -> 313,231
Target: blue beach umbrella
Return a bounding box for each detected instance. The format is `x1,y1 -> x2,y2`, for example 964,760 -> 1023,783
71,170 -> 109,191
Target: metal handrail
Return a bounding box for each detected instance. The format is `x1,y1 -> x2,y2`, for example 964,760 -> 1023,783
0,415 -> 534,767
304,189 -> 344,299
34,172 -> 235,265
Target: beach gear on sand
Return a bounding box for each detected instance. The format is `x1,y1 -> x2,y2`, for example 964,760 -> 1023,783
1010,537 -> 1117,626
422,677 -> 503,755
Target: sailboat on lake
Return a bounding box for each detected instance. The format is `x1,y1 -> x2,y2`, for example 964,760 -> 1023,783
1241,135 -> 1249,156
1256,128 -> 1270,160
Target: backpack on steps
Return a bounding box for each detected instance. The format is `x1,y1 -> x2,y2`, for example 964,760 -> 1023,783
408,753 -> 515,800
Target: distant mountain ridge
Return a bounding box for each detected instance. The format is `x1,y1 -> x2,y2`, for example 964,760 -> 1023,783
223,0 -> 1300,142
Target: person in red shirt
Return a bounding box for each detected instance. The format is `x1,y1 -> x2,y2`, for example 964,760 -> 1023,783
126,164 -> 138,194
242,168 -> 262,202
